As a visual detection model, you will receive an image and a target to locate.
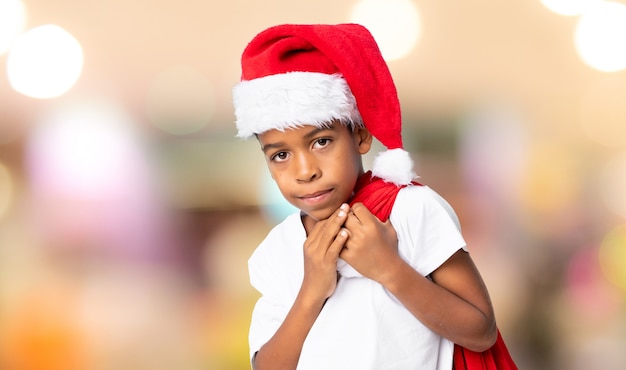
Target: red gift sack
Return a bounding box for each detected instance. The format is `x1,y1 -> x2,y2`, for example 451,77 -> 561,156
453,329 -> 518,370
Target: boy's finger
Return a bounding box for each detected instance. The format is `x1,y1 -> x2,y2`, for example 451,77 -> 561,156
323,203 -> 349,236
312,203 -> 349,243
330,203 -> 350,225
351,202 -> 376,224
327,228 -> 349,257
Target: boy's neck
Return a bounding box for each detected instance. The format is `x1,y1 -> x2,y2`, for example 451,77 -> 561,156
300,212 -> 316,236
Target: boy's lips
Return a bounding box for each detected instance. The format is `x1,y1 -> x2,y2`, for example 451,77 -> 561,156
298,189 -> 333,204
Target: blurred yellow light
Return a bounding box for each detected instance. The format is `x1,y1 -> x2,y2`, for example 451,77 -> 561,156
145,65 -> 214,135
350,0 -> 421,61
599,152 -> 626,219
0,162 -> 13,220
7,24 -> 83,99
541,0 -> 600,16
0,0 -> 26,55
599,225 -> 626,292
574,1 -> 626,72
520,143 -> 579,214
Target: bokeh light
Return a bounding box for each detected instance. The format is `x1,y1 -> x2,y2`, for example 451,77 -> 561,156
0,162 -> 14,221
521,143 -> 579,215
0,0 -> 26,55
7,24 -> 83,98
145,65 -> 214,135
565,245 -> 622,317
24,100 -> 174,261
0,285 -> 87,370
599,225 -> 626,292
26,100 -> 143,197
541,0 -> 600,16
460,100 -> 528,203
350,0 -> 421,61
599,152 -> 626,219
574,1 -> 626,72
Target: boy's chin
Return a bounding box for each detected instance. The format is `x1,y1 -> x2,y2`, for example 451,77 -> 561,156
302,208 -> 336,222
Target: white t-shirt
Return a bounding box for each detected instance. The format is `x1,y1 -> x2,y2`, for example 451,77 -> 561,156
248,185 -> 467,370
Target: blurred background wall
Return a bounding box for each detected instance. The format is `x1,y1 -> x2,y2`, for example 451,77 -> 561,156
1,0 -> 626,369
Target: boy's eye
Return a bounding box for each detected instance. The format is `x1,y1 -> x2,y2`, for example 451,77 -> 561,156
271,151 -> 289,162
313,138 -> 331,148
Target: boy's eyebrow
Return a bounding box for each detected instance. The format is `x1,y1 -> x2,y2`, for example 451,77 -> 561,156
260,125 -> 335,153
261,141 -> 284,153
303,125 -> 333,139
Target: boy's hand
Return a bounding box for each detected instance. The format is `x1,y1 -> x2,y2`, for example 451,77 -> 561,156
340,202 -> 402,283
301,204 -> 349,302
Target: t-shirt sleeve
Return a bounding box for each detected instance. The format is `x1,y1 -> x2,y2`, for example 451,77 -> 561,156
390,186 -> 467,277
247,229 -> 295,362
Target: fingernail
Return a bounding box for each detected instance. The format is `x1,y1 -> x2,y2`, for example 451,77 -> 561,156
340,203 -> 349,210
338,211 -> 346,218
340,229 -> 347,237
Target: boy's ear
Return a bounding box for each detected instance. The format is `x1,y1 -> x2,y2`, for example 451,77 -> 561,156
355,127 -> 373,154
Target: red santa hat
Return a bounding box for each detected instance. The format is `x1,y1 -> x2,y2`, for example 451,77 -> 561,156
232,23 -> 415,186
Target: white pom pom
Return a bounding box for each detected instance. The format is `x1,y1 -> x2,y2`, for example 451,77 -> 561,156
371,148 -> 416,185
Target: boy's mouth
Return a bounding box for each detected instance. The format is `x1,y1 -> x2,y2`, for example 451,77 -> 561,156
298,189 -> 333,203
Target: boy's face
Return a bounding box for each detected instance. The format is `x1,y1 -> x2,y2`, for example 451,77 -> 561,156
258,121 -> 372,221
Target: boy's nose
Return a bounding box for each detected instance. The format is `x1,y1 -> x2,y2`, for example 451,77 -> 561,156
295,153 -> 320,182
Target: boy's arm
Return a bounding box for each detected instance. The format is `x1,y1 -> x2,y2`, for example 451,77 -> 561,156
341,203 -> 497,352
380,249 -> 497,351
253,205 -> 349,370
253,287 -> 328,369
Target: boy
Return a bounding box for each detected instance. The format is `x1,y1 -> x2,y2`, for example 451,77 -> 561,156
233,23 -> 503,370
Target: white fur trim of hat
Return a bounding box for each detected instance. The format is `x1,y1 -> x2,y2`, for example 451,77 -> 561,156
233,72 -> 362,139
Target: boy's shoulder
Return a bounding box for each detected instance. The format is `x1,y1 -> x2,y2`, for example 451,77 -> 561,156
264,211 -> 304,239
394,184 -> 461,230
248,212 -> 306,296
250,212 -> 304,262
396,183 -> 441,206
